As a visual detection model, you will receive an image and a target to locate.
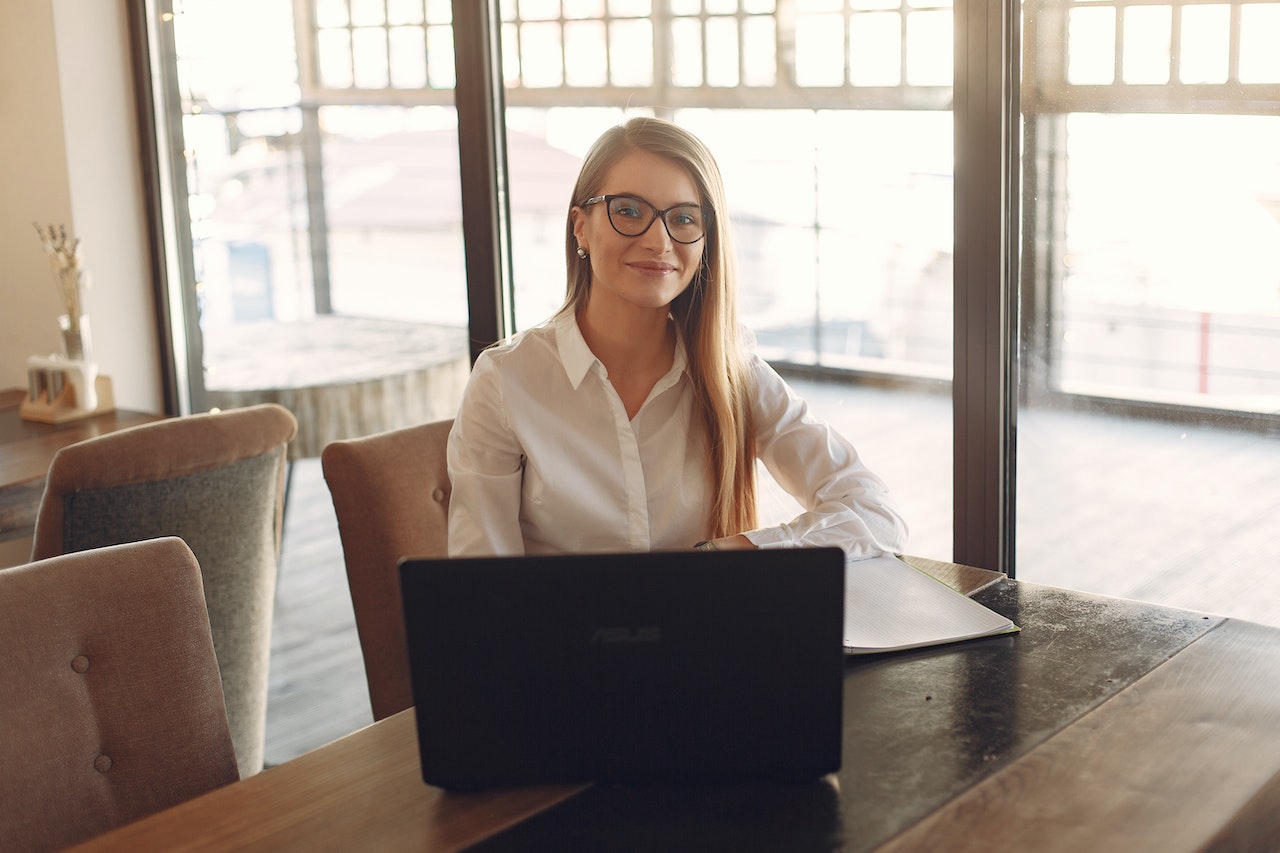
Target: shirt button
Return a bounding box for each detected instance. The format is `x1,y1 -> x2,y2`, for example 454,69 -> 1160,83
71,655 -> 90,673
94,755 -> 112,773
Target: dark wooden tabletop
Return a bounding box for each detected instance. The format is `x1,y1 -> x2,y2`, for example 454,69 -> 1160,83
64,558 -> 1280,852
0,390 -> 163,538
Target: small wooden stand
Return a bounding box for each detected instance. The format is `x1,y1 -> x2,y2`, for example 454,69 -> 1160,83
20,374 -> 116,424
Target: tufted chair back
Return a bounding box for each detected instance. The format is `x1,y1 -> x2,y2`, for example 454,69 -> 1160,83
30,403 -> 298,777
0,538 -> 239,853
321,418 -> 452,721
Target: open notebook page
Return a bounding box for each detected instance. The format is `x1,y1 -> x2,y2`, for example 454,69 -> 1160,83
844,555 -> 1019,654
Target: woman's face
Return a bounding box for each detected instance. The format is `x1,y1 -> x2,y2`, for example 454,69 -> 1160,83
570,149 -> 707,315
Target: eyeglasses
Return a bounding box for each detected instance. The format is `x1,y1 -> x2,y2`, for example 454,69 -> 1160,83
582,194 -> 712,244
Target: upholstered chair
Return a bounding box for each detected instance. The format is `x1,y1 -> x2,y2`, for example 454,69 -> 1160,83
0,537 -> 239,853
321,418 -> 452,721
30,403 -> 297,777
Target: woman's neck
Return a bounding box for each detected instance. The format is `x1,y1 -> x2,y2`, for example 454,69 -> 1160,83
577,300 -> 676,418
577,300 -> 673,374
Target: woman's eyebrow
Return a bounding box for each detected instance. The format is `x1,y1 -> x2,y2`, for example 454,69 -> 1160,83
612,191 -> 702,208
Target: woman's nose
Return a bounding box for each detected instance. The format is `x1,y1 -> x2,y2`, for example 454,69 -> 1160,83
637,215 -> 674,250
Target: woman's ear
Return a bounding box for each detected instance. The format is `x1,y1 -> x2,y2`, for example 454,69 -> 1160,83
569,206 -> 589,254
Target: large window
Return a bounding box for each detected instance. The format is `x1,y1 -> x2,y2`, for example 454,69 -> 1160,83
1016,0 -> 1280,623
140,0 -> 1280,625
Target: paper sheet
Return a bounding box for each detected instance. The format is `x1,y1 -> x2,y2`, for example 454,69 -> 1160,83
844,555 -> 1018,654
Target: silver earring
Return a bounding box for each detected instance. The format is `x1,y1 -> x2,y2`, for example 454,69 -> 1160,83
576,247 -> 588,259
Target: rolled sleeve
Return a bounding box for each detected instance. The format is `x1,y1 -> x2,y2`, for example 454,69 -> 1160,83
746,356 -> 909,559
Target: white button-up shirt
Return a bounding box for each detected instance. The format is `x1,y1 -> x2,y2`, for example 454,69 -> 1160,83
447,312 -> 908,558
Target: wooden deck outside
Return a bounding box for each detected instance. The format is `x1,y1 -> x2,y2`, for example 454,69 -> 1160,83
265,377 -> 1279,767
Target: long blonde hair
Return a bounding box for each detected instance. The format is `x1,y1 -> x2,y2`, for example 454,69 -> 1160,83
558,116 -> 757,538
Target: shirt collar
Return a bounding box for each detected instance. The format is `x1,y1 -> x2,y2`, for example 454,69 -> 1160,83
553,310 -> 689,390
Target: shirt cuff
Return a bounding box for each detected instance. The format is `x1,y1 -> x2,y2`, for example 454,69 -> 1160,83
741,527 -> 796,549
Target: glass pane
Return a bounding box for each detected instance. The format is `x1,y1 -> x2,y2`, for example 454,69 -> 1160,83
851,13 -> 902,87
1121,5 -> 1170,84
520,22 -> 565,87
706,17 -> 741,87
389,26 -> 428,88
1239,4 -> 1280,83
609,19 -> 654,86
564,21 -> 608,86
1178,5 -> 1230,85
318,29 -> 354,89
502,4 -> 955,560
1019,0 -> 1280,627
741,16 -> 777,86
388,0 -> 425,25
905,10 -> 950,86
166,0 -> 470,453
352,28 -> 390,89
1067,6 -> 1116,84
671,18 -> 704,87
795,13 -> 846,86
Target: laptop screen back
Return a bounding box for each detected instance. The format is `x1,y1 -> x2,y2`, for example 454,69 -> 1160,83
398,548 -> 845,790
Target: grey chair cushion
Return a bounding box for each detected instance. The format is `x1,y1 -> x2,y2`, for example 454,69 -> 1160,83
60,448 -> 284,774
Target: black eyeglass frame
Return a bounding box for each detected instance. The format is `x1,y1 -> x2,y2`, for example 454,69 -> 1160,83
581,194 -> 714,245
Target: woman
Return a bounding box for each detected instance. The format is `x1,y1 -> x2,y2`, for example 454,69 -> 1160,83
447,116 -> 908,559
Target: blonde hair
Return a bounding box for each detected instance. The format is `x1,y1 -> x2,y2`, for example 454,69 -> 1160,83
558,116 -> 757,538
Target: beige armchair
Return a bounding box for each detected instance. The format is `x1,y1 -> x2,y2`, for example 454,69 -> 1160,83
0,538 -> 239,853
30,403 -> 297,777
321,418 -> 452,721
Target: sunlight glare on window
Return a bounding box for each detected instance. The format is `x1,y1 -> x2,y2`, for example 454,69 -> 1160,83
353,27 -> 390,88
608,0 -> 652,15
610,19 -> 654,86
564,0 -> 606,18
520,0 -> 560,21
707,17 -> 741,87
350,0 -> 386,26
1121,6 -> 1171,84
427,25 -> 455,87
671,17 -> 703,87
1239,4 -> 1280,82
742,15 -> 777,86
315,0 -> 349,28
319,29 -> 354,88
1067,6 -> 1116,85
565,21 -> 608,86
850,13 -> 902,86
425,0 -> 452,23
387,0 -> 424,25
795,13 -> 846,86
389,26 -> 428,88
520,21 -> 564,87
1178,4 -> 1229,84
905,10 -> 951,86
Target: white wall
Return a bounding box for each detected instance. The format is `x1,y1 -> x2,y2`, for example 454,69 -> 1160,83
0,0 -> 163,413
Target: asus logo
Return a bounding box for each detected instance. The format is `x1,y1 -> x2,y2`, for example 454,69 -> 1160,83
590,626 -> 662,644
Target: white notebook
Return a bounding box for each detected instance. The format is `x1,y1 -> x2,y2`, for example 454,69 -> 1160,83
843,555 -> 1019,655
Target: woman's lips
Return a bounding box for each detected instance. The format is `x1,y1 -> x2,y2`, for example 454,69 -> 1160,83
628,261 -> 677,276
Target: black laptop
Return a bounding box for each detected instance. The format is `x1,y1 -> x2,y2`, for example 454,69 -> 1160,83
397,548 -> 846,790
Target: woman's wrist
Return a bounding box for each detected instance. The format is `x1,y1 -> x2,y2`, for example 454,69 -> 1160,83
693,534 -> 756,551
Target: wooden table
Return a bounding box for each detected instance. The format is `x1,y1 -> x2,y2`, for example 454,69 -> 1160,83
66,558 -> 1280,852
0,389 -> 163,543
